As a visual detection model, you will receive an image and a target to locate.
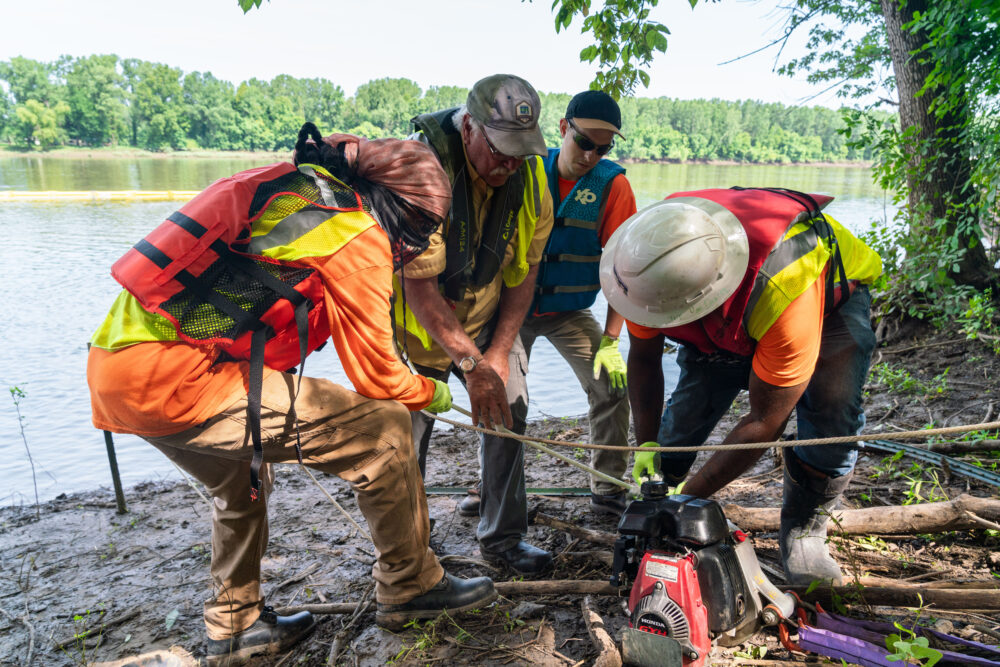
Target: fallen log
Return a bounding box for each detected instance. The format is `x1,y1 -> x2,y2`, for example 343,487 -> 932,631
861,576 -> 1000,590
277,580 -> 1000,617
582,596 -> 622,667
788,585 -> 1000,610
927,440 -> 1000,455
724,494 -> 1000,536
495,580 -> 620,597
534,511 -> 616,546
276,581 -> 621,617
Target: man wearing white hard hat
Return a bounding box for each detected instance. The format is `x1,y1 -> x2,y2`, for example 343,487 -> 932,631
601,188 -> 882,586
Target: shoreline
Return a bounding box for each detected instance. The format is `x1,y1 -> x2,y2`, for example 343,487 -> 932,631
0,145 -> 871,168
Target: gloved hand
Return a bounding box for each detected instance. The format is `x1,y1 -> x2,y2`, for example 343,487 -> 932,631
592,335 -> 627,394
425,378 -> 453,414
632,441 -> 662,486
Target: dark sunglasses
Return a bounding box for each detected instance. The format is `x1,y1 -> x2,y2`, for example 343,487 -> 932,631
481,127 -> 529,162
568,118 -> 615,156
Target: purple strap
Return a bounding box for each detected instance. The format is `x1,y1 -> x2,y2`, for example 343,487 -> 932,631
798,612 -> 1000,667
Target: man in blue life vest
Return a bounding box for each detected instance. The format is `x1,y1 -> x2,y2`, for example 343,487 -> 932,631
602,190 -> 882,585
394,74 -> 556,574
518,91 -> 636,516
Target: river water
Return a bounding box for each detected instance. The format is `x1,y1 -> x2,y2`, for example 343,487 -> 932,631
0,157 -> 892,504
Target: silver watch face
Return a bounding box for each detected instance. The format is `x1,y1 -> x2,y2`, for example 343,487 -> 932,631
459,357 -> 476,372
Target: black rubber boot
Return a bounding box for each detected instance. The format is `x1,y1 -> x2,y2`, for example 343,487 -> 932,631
205,605 -> 315,666
375,572 -> 496,630
458,486 -> 480,517
780,450 -> 854,586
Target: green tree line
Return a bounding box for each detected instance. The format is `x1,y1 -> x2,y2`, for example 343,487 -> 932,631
0,55 -> 877,163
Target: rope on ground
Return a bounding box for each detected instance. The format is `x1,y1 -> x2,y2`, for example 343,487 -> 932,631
299,466 -> 372,543
433,406 -> 637,494
427,411 -> 1000,455
168,460 -> 213,509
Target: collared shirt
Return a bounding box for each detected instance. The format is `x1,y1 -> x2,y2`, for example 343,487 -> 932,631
398,150 -> 554,370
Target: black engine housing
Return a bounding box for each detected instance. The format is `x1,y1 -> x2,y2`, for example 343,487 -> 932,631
611,488 -> 752,635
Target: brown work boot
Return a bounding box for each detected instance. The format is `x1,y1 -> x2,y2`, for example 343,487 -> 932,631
375,572 -> 496,630
204,606 -> 315,666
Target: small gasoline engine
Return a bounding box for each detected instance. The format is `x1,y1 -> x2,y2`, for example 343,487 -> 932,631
610,481 -> 797,667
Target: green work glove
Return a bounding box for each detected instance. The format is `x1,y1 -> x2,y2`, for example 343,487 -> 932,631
632,441 -> 662,487
425,379 -> 452,414
592,335 -> 627,394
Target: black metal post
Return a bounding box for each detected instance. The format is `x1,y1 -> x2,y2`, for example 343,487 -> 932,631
103,430 -> 127,514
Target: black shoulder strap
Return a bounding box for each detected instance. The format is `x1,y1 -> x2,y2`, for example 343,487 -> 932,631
730,186 -> 849,314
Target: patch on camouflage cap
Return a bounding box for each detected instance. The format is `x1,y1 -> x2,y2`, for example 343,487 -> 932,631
515,101 -> 533,124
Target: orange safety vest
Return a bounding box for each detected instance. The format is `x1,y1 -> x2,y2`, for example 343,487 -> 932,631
659,188 -> 847,357
112,162 -> 376,497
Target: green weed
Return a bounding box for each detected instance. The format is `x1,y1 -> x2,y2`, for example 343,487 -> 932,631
958,288 -> 1000,355
734,644 -> 768,660
389,611 -> 475,664
885,603 -> 943,667
870,363 -> 949,398
899,464 -> 948,506
9,385 -> 40,517
61,607 -> 107,665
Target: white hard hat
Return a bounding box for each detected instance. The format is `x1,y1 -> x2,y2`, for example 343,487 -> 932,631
600,197 -> 750,328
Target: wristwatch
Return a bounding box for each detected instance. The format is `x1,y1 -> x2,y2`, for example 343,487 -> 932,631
458,355 -> 483,373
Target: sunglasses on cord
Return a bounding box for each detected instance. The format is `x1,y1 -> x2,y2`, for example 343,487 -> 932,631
568,118 -> 615,155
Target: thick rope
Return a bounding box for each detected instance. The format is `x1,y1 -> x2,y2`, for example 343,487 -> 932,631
300,465 -> 373,543
427,411 -> 1000,454
435,406 -> 638,494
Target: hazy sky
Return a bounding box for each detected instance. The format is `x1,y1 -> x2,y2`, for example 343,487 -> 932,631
2,0 -> 851,107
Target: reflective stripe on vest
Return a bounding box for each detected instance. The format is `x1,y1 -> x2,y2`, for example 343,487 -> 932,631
657,188 -> 882,356
533,148 -> 623,314
103,162 -> 375,368
99,161 -> 377,499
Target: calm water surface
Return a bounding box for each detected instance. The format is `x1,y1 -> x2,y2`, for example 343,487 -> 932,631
0,157 -> 891,504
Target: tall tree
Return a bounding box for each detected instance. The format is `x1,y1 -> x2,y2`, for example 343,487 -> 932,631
129,61 -> 188,150
350,77 -> 422,137
270,75 -> 345,132
183,71 -> 241,150
12,98 -> 69,148
0,56 -> 69,148
773,0 -> 998,318
0,56 -> 62,106
64,54 -> 127,146
0,92 -> 10,143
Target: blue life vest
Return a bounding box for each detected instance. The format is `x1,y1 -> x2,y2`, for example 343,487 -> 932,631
532,148 -> 624,314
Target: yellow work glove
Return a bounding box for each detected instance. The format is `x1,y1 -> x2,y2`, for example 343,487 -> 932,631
632,441 -> 662,487
425,379 -> 453,414
592,335 -> 627,394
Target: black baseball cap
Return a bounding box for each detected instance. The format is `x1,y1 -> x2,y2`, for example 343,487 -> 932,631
565,90 -> 625,139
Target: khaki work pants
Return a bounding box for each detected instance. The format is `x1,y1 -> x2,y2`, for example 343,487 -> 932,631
145,371 -> 443,640
520,309 -> 631,495
410,326 -> 531,552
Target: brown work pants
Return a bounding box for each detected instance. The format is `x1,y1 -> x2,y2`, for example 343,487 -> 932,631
145,371 -> 443,640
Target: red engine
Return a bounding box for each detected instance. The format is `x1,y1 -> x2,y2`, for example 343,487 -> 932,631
627,551 -> 711,667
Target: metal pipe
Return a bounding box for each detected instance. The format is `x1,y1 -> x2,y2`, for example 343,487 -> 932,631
103,430 -> 128,514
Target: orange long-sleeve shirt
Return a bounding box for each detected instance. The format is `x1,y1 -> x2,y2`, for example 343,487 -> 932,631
88,224 -> 434,437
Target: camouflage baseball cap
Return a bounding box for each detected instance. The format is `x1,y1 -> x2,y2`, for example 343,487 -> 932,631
466,74 -> 547,158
